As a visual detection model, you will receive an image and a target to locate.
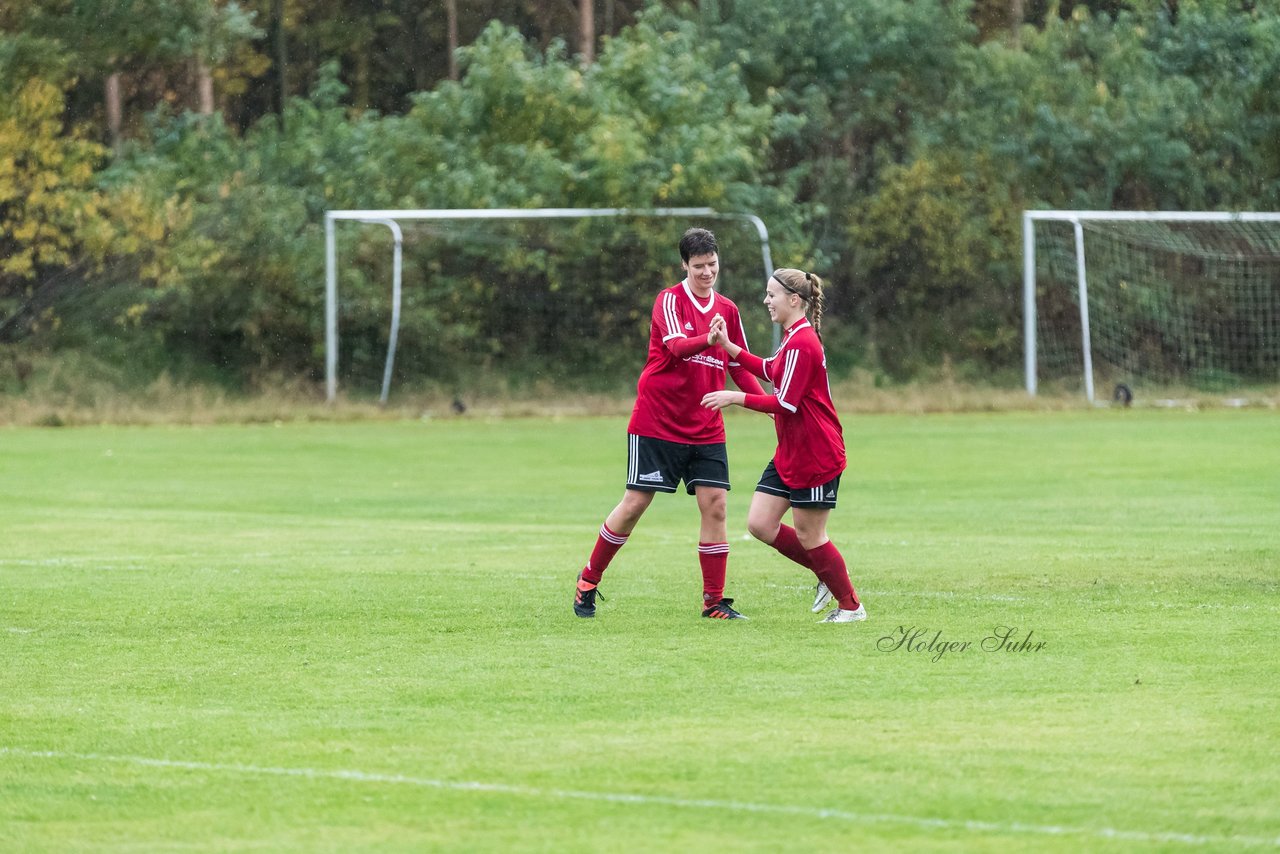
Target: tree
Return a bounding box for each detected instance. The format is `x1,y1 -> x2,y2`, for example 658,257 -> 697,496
0,34 -> 107,336
444,0 -> 460,81
15,0 -> 260,150
579,0 -> 595,64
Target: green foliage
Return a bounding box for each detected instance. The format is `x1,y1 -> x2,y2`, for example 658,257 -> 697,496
94,22 -> 776,391
851,154 -> 1020,377
717,0 -> 976,227
931,3 -> 1280,211
705,0 -> 982,373
96,66 -> 366,386
19,0 -> 261,70
6,0 -> 1280,390
847,1 -> 1280,375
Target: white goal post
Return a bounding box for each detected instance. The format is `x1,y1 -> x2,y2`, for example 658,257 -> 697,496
1023,210 -> 1280,401
324,207 -> 776,403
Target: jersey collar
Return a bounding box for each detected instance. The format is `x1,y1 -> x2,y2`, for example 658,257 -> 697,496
681,279 -> 717,314
783,317 -> 812,340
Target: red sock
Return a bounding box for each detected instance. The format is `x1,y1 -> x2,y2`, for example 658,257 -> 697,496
806,540 -> 860,610
581,523 -> 627,584
770,524 -> 816,573
698,542 -> 729,607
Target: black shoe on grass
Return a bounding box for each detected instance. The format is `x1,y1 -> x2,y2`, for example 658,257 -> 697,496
574,575 -> 601,618
701,598 -> 748,620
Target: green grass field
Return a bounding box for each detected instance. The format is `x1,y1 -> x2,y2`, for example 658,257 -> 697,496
2,409 -> 1278,852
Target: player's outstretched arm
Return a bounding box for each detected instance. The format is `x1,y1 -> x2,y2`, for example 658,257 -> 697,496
704,388 -> 785,416
667,313 -> 726,359
701,390 -> 745,410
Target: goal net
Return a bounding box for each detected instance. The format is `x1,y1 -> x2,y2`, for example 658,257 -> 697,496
323,209 -> 777,403
1024,211 -> 1280,401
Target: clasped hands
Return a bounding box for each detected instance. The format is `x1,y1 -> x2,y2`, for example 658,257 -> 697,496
701,314 -> 739,410
706,314 -> 729,347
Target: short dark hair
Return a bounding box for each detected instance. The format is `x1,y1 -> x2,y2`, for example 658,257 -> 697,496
679,227 -> 718,262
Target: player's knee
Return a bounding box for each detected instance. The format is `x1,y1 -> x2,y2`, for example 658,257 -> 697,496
617,491 -> 653,523
794,525 -> 826,550
747,507 -> 773,540
746,515 -> 777,542
698,493 -> 727,524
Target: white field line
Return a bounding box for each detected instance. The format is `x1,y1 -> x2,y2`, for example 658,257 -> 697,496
3,748 -> 1277,848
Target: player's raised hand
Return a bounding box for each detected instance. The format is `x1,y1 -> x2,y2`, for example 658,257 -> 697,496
707,314 -> 727,346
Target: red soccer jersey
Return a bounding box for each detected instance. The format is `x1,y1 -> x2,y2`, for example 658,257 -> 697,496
627,280 -> 761,444
756,318 -> 846,488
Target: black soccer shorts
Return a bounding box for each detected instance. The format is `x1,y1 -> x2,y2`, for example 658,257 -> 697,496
754,459 -> 840,509
625,434 -> 730,495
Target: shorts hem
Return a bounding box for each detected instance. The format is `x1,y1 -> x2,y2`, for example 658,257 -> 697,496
628,483 -> 677,493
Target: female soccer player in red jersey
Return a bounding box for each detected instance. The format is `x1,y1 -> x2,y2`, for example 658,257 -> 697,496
701,268 -> 866,623
572,228 -> 766,621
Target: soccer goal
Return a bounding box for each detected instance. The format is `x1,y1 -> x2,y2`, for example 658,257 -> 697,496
1023,211 -> 1280,401
325,209 -> 773,404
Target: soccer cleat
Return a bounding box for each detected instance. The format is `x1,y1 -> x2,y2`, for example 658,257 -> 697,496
702,598 -> 748,620
819,604 -> 867,623
574,575 -> 602,618
811,582 -> 832,613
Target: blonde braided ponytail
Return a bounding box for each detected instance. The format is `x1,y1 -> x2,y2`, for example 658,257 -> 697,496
772,268 -> 826,338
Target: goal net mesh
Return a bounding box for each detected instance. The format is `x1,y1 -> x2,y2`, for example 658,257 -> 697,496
1033,218 -> 1280,395
331,217 -> 777,399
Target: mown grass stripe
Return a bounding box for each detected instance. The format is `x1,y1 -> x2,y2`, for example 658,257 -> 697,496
5,747 -> 1276,849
